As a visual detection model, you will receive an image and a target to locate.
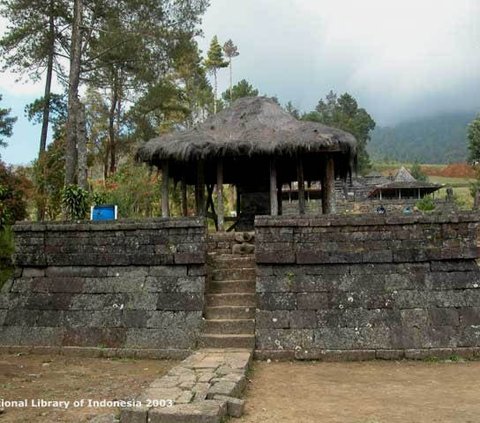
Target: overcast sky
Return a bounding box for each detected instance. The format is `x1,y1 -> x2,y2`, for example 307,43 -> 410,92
1,0 -> 480,165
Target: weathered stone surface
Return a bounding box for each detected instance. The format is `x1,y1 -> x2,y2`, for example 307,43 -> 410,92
0,218 -> 206,351
148,401 -> 227,423
122,349 -> 251,423
212,395 -> 245,417
255,214 -> 480,357
119,406 -> 149,423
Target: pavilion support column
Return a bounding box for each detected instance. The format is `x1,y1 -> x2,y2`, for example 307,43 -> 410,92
277,186 -> 283,215
270,159 -> 278,216
236,186 -> 241,217
217,161 -> 224,231
181,176 -> 187,217
161,161 -> 170,217
321,156 -> 336,214
297,156 -> 305,215
195,160 -> 206,216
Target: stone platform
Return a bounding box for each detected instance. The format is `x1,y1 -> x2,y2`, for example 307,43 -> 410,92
120,348 -> 252,422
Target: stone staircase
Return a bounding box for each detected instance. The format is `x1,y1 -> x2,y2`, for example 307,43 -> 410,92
199,232 -> 256,349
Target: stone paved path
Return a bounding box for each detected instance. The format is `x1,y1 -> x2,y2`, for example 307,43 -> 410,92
120,348 -> 252,422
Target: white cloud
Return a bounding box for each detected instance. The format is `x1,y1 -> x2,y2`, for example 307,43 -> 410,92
200,0 -> 480,123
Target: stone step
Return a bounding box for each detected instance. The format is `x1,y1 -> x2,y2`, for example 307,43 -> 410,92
209,280 -> 256,294
204,319 -> 255,335
205,306 -> 255,320
211,268 -> 256,281
206,293 -> 256,307
199,334 -> 255,349
207,256 -> 256,269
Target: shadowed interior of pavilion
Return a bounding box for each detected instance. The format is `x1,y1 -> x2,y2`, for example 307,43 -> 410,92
137,97 -> 358,230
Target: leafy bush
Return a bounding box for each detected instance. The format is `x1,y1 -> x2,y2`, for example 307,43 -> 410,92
416,195 -> 435,212
92,161 -> 161,218
62,185 -> 90,220
0,161 -> 28,228
410,162 -> 428,182
0,226 -> 14,290
31,137 -> 65,220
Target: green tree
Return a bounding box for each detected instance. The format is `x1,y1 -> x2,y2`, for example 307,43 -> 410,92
222,39 -> 239,104
467,114 -> 480,164
25,94 -> 67,140
204,35 -> 228,114
221,79 -> 258,102
285,101 -> 300,119
303,91 -> 376,173
0,0 -> 68,156
0,161 -> 28,227
0,95 -> 16,149
410,162 -> 428,182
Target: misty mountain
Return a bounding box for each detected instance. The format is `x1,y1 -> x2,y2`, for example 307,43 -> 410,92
368,112 -> 476,164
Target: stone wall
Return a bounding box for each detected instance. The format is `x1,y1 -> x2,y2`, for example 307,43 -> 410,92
0,218 -> 206,357
255,213 -> 480,360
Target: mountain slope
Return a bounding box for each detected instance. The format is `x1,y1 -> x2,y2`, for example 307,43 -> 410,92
368,112 -> 476,164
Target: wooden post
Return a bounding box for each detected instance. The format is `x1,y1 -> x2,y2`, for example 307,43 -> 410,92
417,188 -> 421,200
236,186 -> 241,217
195,160 -> 205,216
181,176 -> 187,216
277,186 -> 283,215
161,161 -> 170,217
297,156 -> 305,215
321,156 -> 336,214
217,161 -> 224,231
270,159 -> 278,216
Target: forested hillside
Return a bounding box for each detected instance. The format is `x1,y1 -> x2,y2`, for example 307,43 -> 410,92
368,112 -> 476,163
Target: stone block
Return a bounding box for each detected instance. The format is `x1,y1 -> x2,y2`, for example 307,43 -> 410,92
297,293 -> 328,310
289,310 -> 317,328
148,401 -> 227,423
157,293 -> 203,311
429,308 -> 459,326
120,406 -> 149,423
255,310 -> 289,329
257,293 -> 297,310
458,307 -> 480,326
256,329 -> 314,350
212,395 -> 245,417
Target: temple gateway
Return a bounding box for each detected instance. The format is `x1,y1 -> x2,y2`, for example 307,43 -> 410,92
137,96 -> 357,230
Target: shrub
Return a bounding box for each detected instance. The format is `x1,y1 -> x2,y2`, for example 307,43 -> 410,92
416,195 -> 435,212
62,185 -> 90,220
0,161 -> 28,228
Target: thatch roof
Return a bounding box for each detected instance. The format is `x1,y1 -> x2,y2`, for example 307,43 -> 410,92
136,97 -> 357,165
393,166 -> 416,182
368,166 -> 442,198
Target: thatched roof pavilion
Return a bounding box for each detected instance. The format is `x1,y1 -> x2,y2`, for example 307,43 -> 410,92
137,96 -> 357,230
368,167 -> 442,200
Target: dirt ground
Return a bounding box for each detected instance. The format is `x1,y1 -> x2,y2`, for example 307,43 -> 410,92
0,353 -> 176,422
239,360 -> 480,423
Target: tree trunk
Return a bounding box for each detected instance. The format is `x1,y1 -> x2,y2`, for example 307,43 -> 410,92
103,143 -> 109,181
229,59 -> 233,104
213,68 -> 217,114
65,0 -> 83,186
77,102 -> 88,189
108,75 -> 119,176
270,159 -> 278,216
39,0 -> 55,156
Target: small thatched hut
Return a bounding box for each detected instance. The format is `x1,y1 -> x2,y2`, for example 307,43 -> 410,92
368,167 -> 442,200
137,96 -> 357,230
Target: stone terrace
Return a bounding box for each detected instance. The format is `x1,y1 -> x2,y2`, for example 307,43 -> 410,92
120,348 -> 252,422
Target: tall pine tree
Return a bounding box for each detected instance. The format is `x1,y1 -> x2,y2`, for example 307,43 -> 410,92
205,36 -> 228,114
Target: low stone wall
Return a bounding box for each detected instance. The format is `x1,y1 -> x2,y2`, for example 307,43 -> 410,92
0,218 -> 206,356
255,213 -> 480,360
